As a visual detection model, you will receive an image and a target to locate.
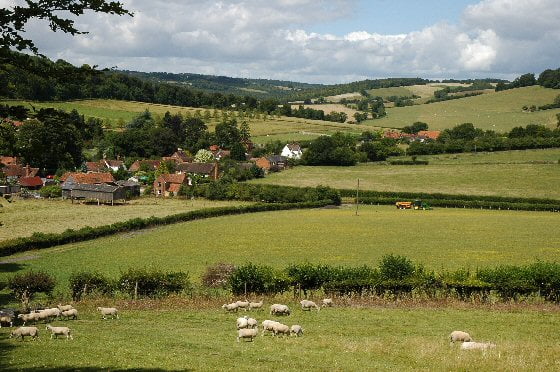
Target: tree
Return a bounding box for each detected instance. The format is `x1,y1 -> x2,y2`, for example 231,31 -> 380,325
184,118 -> 208,153
402,122 -> 428,134
239,120 -> 251,142
162,112 -> 186,144
7,271 -> 56,311
194,149 -> 214,163
215,119 -> 241,149
1,1 -> 131,54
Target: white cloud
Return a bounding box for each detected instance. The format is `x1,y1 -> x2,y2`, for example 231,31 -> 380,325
12,0 -> 560,83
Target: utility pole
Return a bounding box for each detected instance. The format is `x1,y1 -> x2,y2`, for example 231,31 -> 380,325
355,178 -> 360,216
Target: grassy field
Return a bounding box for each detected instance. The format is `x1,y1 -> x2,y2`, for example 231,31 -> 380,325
0,198 -> 247,241
365,86 -> 560,132
1,302 -> 559,371
250,161 -> 560,199
390,148 -> 560,165
1,205 -> 559,290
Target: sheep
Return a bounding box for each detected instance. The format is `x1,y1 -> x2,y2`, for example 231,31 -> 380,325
61,308 -> 78,320
246,317 -> 258,329
57,304 -> 73,312
270,304 -> 291,316
249,300 -> 263,311
321,298 -> 333,307
236,316 -> 249,329
10,327 -> 39,341
290,325 -> 304,337
222,303 -> 239,312
0,314 -> 14,328
300,300 -> 320,312
272,322 -> 290,337
43,308 -> 61,320
17,312 -> 38,326
461,341 -> 496,350
449,330 -> 472,343
34,310 -> 51,323
261,320 -> 279,336
235,300 -> 250,310
97,307 -> 119,320
237,328 -> 258,342
46,325 -> 73,340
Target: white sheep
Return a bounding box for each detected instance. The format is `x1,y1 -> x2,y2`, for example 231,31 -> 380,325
44,308 -> 61,320
246,317 -> 258,329
461,341 -> 496,350
321,298 -> 333,307
300,300 -> 320,312
0,314 -> 14,328
290,325 -> 304,337
10,326 -> 39,341
270,304 -> 291,316
249,300 -> 263,311
261,320 -> 279,336
97,307 -> 119,320
235,300 -> 250,310
46,325 -> 73,340
222,303 -> 239,312
236,316 -> 249,329
237,328 -> 258,342
58,304 -> 73,312
17,312 -> 38,326
449,330 -> 472,343
272,322 -> 290,337
61,308 -> 78,320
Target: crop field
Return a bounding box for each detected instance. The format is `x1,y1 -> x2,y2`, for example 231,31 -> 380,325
365,86 -> 560,132
250,162 -> 560,199
1,302 -> 559,371
0,198 -> 247,241
1,205 -> 559,291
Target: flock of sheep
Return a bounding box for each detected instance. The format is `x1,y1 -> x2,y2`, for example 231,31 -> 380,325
222,298 -> 332,342
1,304 -> 119,341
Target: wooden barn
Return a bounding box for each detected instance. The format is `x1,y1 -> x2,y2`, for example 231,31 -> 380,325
69,184 -> 126,205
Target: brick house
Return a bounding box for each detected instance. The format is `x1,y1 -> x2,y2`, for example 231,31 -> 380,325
176,162 -> 220,182
153,173 -> 189,197
254,155 -> 287,172
129,160 -> 161,172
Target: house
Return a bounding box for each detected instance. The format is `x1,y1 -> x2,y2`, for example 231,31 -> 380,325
417,130 -> 441,141
85,159 -> 126,173
61,172 -> 116,199
0,156 -> 19,166
85,161 -> 105,173
281,143 -> 302,159
163,149 -> 192,164
210,147 -> 230,161
2,164 -> 39,181
69,184 -> 127,205
255,155 -> 287,172
153,173 -> 189,197
129,160 -> 161,172
176,162 -> 220,181
18,176 -> 43,190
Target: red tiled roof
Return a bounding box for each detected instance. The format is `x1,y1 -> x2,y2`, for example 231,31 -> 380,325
18,176 -> 43,187
2,164 -> 39,177
0,156 -> 18,166
62,172 -> 115,184
177,162 -> 216,175
86,162 -> 105,172
104,159 -> 124,168
129,160 -> 160,172
157,173 -> 187,184
168,183 -> 182,193
417,130 -> 441,140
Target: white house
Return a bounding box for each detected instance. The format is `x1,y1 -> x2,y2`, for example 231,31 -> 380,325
281,143 -> 302,159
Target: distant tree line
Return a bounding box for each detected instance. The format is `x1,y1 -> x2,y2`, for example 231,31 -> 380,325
277,104 -> 348,123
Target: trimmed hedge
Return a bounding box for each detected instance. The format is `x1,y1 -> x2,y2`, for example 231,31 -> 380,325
0,200 -> 331,257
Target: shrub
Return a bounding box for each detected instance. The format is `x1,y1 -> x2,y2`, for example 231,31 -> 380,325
7,270 -> 56,310
229,263 -> 289,295
379,254 -> 415,281
69,271 -> 114,300
118,268 -> 190,298
39,185 -> 62,198
202,263 -> 236,288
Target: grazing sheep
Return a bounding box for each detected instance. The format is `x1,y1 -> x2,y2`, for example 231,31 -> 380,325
46,325 -> 73,340
236,316 -> 249,329
450,330 -> 472,343
61,309 -> 78,320
97,307 -> 119,320
57,304 -> 73,312
17,313 -> 38,326
43,308 -> 61,320
261,320 -> 279,336
222,303 -> 239,312
461,341 -> 496,350
249,301 -> 263,311
321,298 -> 333,307
272,322 -> 290,337
235,301 -> 250,310
0,314 -> 14,328
290,325 -> 304,337
270,304 -> 291,316
246,317 -> 258,329
10,327 -> 39,341
300,300 -> 320,312
237,328 -> 258,342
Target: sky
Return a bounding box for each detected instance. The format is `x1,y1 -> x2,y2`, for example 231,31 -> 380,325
5,0 -> 560,83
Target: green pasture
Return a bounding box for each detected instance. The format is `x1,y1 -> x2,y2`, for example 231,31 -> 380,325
364,86 -> 560,132
390,148 -> 560,165
1,303 -> 559,371
366,86 -> 417,98
1,205 -> 559,292
0,198 -> 247,241
250,162 -> 560,199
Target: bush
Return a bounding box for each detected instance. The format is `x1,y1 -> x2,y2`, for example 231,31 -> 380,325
7,270 -> 56,310
228,263 -> 289,295
118,268 -> 191,298
69,271 -> 114,300
379,254 -> 415,281
202,263 -> 236,288
39,185 -> 62,198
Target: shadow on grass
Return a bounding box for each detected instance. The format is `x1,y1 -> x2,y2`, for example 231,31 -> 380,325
0,262 -> 25,273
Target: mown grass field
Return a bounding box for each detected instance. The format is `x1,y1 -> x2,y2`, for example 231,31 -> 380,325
365,86 -> 560,131
2,205 -> 559,291
1,302 -> 559,371
0,198 -> 247,241
390,148 -> 560,165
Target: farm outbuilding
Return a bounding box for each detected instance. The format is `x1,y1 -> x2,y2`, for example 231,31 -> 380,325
69,184 -> 127,205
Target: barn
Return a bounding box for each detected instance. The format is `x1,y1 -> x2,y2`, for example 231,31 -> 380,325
69,184 -> 127,205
